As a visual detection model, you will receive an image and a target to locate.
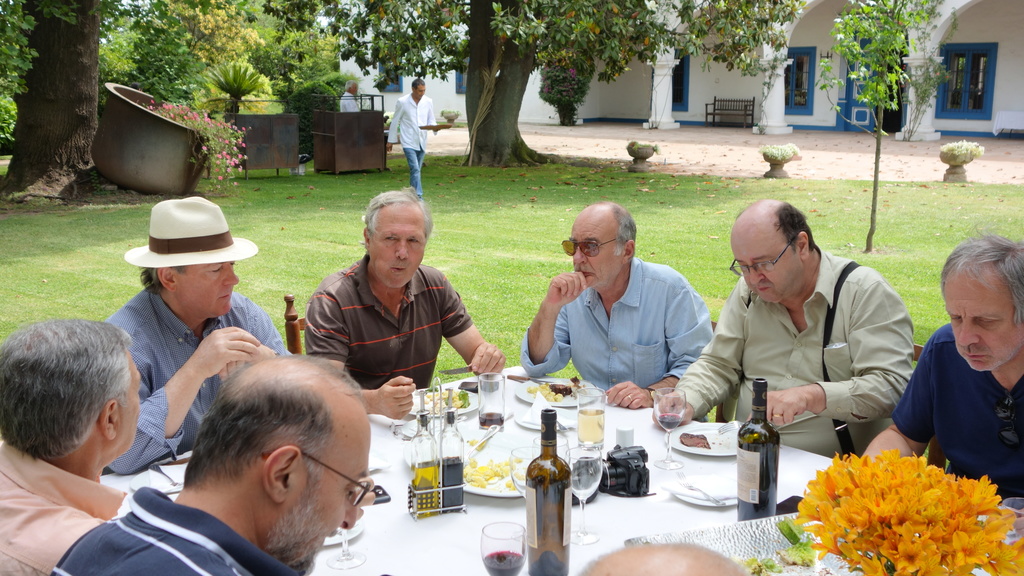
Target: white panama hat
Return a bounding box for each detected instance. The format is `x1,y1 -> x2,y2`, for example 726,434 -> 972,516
124,197 -> 258,268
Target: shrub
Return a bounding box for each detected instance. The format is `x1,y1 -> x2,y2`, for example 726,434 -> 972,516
286,81 -> 337,155
939,140 -> 984,164
148,101 -> 244,189
539,66 -> 592,126
0,97 -> 15,155
627,140 -> 660,155
759,143 -> 800,162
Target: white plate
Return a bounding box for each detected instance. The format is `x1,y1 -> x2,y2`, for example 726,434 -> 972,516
514,406 -> 577,430
322,518 -> 365,547
662,478 -> 737,508
408,389 -> 478,417
128,465 -> 187,494
514,379 -> 590,408
671,491 -> 737,507
462,427 -> 524,498
669,422 -> 737,457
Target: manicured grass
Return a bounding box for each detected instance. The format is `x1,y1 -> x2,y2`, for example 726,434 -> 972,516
2,155 -> 1021,372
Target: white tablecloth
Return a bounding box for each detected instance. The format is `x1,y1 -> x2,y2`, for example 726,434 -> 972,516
102,367 -> 833,575
993,111 -> 1024,135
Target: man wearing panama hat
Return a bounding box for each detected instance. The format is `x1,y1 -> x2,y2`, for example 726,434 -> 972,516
107,197 -> 286,474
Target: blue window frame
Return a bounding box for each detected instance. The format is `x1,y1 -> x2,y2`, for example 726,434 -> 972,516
379,64 -> 402,93
671,54 -> 689,111
455,70 -> 467,94
784,47 -> 815,115
936,43 -> 997,119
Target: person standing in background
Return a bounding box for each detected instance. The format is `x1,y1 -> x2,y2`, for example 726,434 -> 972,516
386,78 -> 436,198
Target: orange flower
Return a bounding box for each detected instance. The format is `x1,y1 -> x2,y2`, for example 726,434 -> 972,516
798,450 -> 1024,575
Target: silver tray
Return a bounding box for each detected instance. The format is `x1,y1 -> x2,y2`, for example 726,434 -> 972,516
625,514 -> 850,575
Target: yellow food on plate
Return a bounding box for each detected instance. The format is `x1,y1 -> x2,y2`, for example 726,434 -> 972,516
464,457 -> 514,492
423,390 -> 469,414
526,383 -> 565,403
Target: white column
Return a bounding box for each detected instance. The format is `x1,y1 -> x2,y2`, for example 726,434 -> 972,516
757,56 -> 793,135
644,53 -> 680,130
896,55 -> 942,141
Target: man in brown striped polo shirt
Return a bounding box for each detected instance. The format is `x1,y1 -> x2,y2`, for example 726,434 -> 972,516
304,189 -> 506,418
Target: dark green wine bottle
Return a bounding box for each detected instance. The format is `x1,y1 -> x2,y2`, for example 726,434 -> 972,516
526,409 -> 570,576
737,378 -> 779,521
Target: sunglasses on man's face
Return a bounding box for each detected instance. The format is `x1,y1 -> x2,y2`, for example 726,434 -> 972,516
561,239 -> 615,258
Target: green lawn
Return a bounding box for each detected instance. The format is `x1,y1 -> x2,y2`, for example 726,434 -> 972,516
1,155 -> 1021,372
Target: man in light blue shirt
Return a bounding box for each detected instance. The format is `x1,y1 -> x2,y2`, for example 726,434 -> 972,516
521,202 -> 712,409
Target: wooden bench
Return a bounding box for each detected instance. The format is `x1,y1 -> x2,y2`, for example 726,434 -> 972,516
704,97 -> 755,128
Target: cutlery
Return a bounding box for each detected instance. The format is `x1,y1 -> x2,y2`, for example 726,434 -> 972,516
718,421 -> 739,435
676,472 -> 728,506
148,463 -> 181,488
438,366 -> 473,375
467,425 -> 502,459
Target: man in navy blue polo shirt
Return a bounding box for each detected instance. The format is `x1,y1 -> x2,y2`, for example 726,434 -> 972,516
54,356 -> 372,575
866,235 -> 1024,498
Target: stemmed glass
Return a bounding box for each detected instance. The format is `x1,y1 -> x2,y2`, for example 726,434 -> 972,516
326,524 -> 365,570
481,522 -> 526,576
509,446 -> 535,497
569,446 -> 604,545
652,388 -> 686,470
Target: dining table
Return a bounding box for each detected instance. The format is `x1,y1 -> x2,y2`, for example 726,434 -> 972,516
101,367 -> 834,575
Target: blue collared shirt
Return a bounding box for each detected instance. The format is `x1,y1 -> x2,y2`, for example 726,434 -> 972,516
521,258 -> 712,390
107,291 -> 286,474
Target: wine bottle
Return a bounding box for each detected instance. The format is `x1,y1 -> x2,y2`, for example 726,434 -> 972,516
440,401 -> 464,510
411,408 -> 440,517
737,377 -> 780,521
526,408 -> 571,576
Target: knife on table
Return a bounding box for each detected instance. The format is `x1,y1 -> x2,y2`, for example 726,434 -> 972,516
438,366 -> 473,375
467,425 -> 502,459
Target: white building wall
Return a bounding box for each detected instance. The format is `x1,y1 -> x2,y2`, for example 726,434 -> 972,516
787,0 -> 846,128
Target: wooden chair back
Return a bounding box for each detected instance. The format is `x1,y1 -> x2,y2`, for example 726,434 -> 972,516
284,294 -> 306,355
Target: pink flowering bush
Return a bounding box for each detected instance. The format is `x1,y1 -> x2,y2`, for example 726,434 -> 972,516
539,65 -> 592,126
148,101 -> 245,188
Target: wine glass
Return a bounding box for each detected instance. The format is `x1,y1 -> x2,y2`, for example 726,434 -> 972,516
569,446 -> 604,545
326,524 -> 365,570
509,446 -> 535,497
652,388 -> 686,470
481,522 -> 526,576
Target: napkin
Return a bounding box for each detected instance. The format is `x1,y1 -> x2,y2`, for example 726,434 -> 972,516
147,464 -> 186,493
519,394 -> 577,428
663,474 -> 737,502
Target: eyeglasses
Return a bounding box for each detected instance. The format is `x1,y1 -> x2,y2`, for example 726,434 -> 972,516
302,451 -> 376,506
730,238 -> 795,277
995,394 -> 1019,450
562,239 -> 615,258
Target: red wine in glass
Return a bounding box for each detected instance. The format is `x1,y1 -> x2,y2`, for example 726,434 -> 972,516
483,551 -> 525,576
657,413 -> 683,431
479,411 -> 505,427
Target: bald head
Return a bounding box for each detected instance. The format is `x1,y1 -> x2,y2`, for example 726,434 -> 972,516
184,356 -> 365,486
733,199 -> 818,254
582,544 -> 746,576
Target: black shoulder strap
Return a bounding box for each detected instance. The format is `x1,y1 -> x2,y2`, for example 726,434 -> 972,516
823,261 -> 860,456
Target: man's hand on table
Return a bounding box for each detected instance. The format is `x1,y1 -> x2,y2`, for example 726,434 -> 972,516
470,342 -> 506,375
365,377 -> 415,419
607,381 -> 651,409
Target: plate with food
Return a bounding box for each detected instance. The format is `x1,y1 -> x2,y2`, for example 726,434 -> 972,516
670,422 -> 737,457
514,378 -> 588,408
462,428 -> 521,498
408,388 -> 478,417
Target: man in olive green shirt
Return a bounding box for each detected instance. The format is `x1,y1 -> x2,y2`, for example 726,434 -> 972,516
677,200 -> 914,457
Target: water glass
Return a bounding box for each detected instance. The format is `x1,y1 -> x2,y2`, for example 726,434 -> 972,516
509,446 -> 535,497
479,373 -> 506,428
576,387 -> 606,450
1002,497 -> 1024,544
569,446 -> 604,545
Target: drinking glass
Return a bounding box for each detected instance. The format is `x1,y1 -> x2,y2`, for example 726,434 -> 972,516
509,446 -> 535,497
533,435 -> 568,459
569,446 -> 604,545
481,522 -> 526,576
576,387 -> 606,450
652,388 -> 686,470
479,373 -> 506,428
326,526 -> 365,570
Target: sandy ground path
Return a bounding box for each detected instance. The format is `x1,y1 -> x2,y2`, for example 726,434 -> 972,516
427,123 -> 1024,185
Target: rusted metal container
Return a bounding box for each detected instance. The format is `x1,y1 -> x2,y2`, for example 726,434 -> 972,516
92,83 -> 206,195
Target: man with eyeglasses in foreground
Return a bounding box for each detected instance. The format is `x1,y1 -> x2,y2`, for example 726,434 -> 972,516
866,235 -> 1024,500
522,202 -> 712,409
53,356 -> 373,575
676,200 -> 914,457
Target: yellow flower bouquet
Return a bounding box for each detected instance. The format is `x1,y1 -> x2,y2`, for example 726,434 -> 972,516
797,450 -> 1024,576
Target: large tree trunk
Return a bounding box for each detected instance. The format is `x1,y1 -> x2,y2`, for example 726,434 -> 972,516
0,0 -> 100,199
465,0 -> 545,166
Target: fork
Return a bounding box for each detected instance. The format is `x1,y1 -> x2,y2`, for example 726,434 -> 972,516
148,463 -> 181,488
677,471 -> 727,506
718,421 -> 739,435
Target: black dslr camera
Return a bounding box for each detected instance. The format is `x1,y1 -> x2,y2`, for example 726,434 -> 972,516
599,446 -> 650,497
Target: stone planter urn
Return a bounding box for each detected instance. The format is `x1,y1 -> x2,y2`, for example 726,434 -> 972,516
938,141 -> 984,183
626,143 -> 657,173
442,112 -> 460,124
763,155 -> 793,178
